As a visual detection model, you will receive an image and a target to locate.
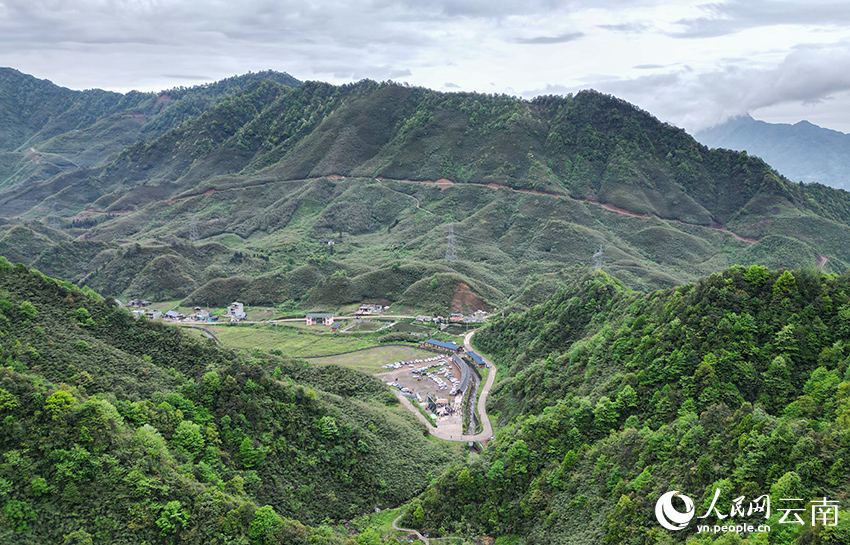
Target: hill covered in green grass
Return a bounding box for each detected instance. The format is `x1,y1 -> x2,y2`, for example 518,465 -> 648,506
2,70 -> 850,313
407,266 -> 850,544
0,260 -> 451,543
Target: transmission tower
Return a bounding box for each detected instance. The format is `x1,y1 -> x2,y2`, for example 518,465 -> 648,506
46,201 -> 60,230
188,213 -> 199,243
593,245 -> 604,271
445,223 -> 458,261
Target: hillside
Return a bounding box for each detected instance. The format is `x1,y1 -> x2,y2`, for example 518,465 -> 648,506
406,267 -> 850,543
3,71 -> 850,312
696,115 -> 850,190
0,68 -> 300,191
0,260 -> 452,543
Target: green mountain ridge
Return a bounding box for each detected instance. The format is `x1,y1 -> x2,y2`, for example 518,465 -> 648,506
2,69 -> 850,312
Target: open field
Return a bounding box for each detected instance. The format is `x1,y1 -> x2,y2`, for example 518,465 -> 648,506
208,323 -> 382,356
309,345 -> 437,374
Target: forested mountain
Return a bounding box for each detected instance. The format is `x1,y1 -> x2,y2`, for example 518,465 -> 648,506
0,260 -> 450,543
2,70 -> 850,312
696,115 -> 850,190
409,266 -> 850,544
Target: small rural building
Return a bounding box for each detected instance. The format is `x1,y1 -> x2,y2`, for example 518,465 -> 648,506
306,312 -> 334,326
164,310 -> 181,320
144,309 -> 162,320
357,303 -> 387,315
331,322 -> 342,332
450,313 -> 464,322
226,302 -> 244,316
230,311 -> 247,323
421,339 -> 462,353
466,350 -> 487,368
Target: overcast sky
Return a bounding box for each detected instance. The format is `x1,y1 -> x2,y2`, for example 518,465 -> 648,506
3,0 -> 850,132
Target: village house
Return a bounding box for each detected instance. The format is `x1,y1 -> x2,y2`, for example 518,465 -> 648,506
226,302 -> 244,316
144,309 -> 162,320
356,303 -> 388,315
306,312 -> 334,326
449,313 -> 464,322
190,307 -> 210,321
163,310 -> 181,320
128,299 -> 151,308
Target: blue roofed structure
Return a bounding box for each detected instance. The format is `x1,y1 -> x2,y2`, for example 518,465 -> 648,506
421,338 -> 461,352
466,350 -> 487,367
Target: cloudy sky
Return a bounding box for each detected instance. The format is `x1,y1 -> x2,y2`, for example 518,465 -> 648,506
3,0 -> 850,132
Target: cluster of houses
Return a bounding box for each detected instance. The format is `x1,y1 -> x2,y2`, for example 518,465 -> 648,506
126,300 -> 248,323
356,303 -> 388,315
415,310 -> 490,325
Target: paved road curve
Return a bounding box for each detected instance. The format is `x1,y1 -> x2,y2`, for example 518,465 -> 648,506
391,330 -> 496,443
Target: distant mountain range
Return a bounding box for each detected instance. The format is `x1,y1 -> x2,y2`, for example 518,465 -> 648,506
696,114 -> 850,190
1,68 -> 850,312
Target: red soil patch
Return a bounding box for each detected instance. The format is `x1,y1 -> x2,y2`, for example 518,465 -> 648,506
451,282 -> 488,313
152,94 -> 174,113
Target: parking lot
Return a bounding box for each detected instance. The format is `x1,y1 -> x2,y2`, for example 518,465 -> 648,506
377,354 -> 465,436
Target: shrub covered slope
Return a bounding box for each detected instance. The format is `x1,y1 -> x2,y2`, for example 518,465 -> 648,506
413,266 -> 850,544
0,260 -> 452,543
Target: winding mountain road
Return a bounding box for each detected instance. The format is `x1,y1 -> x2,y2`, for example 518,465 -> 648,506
392,513 -> 429,544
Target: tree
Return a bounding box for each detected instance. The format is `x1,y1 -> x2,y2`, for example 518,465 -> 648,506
759,356 -> 792,413
616,384 -> 638,411
694,353 -> 721,409
174,420 -> 205,457
44,390 -> 75,420
773,270 -> 797,298
62,529 -> 94,545
249,505 -> 284,545
318,415 -> 339,440
593,396 -> 619,433
18,301 -> 37,320
357,528 -> 381,545
156,500 -> 189,536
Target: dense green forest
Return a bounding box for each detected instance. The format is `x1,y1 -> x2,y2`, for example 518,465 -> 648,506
407,266 -> 850,544
0,259 -> 450,543
2,70 -> 850,312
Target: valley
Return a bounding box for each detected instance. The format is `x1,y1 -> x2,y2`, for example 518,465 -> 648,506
2,67 -> 850,545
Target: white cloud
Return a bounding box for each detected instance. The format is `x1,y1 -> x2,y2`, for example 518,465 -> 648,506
2,0 -> 850,131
